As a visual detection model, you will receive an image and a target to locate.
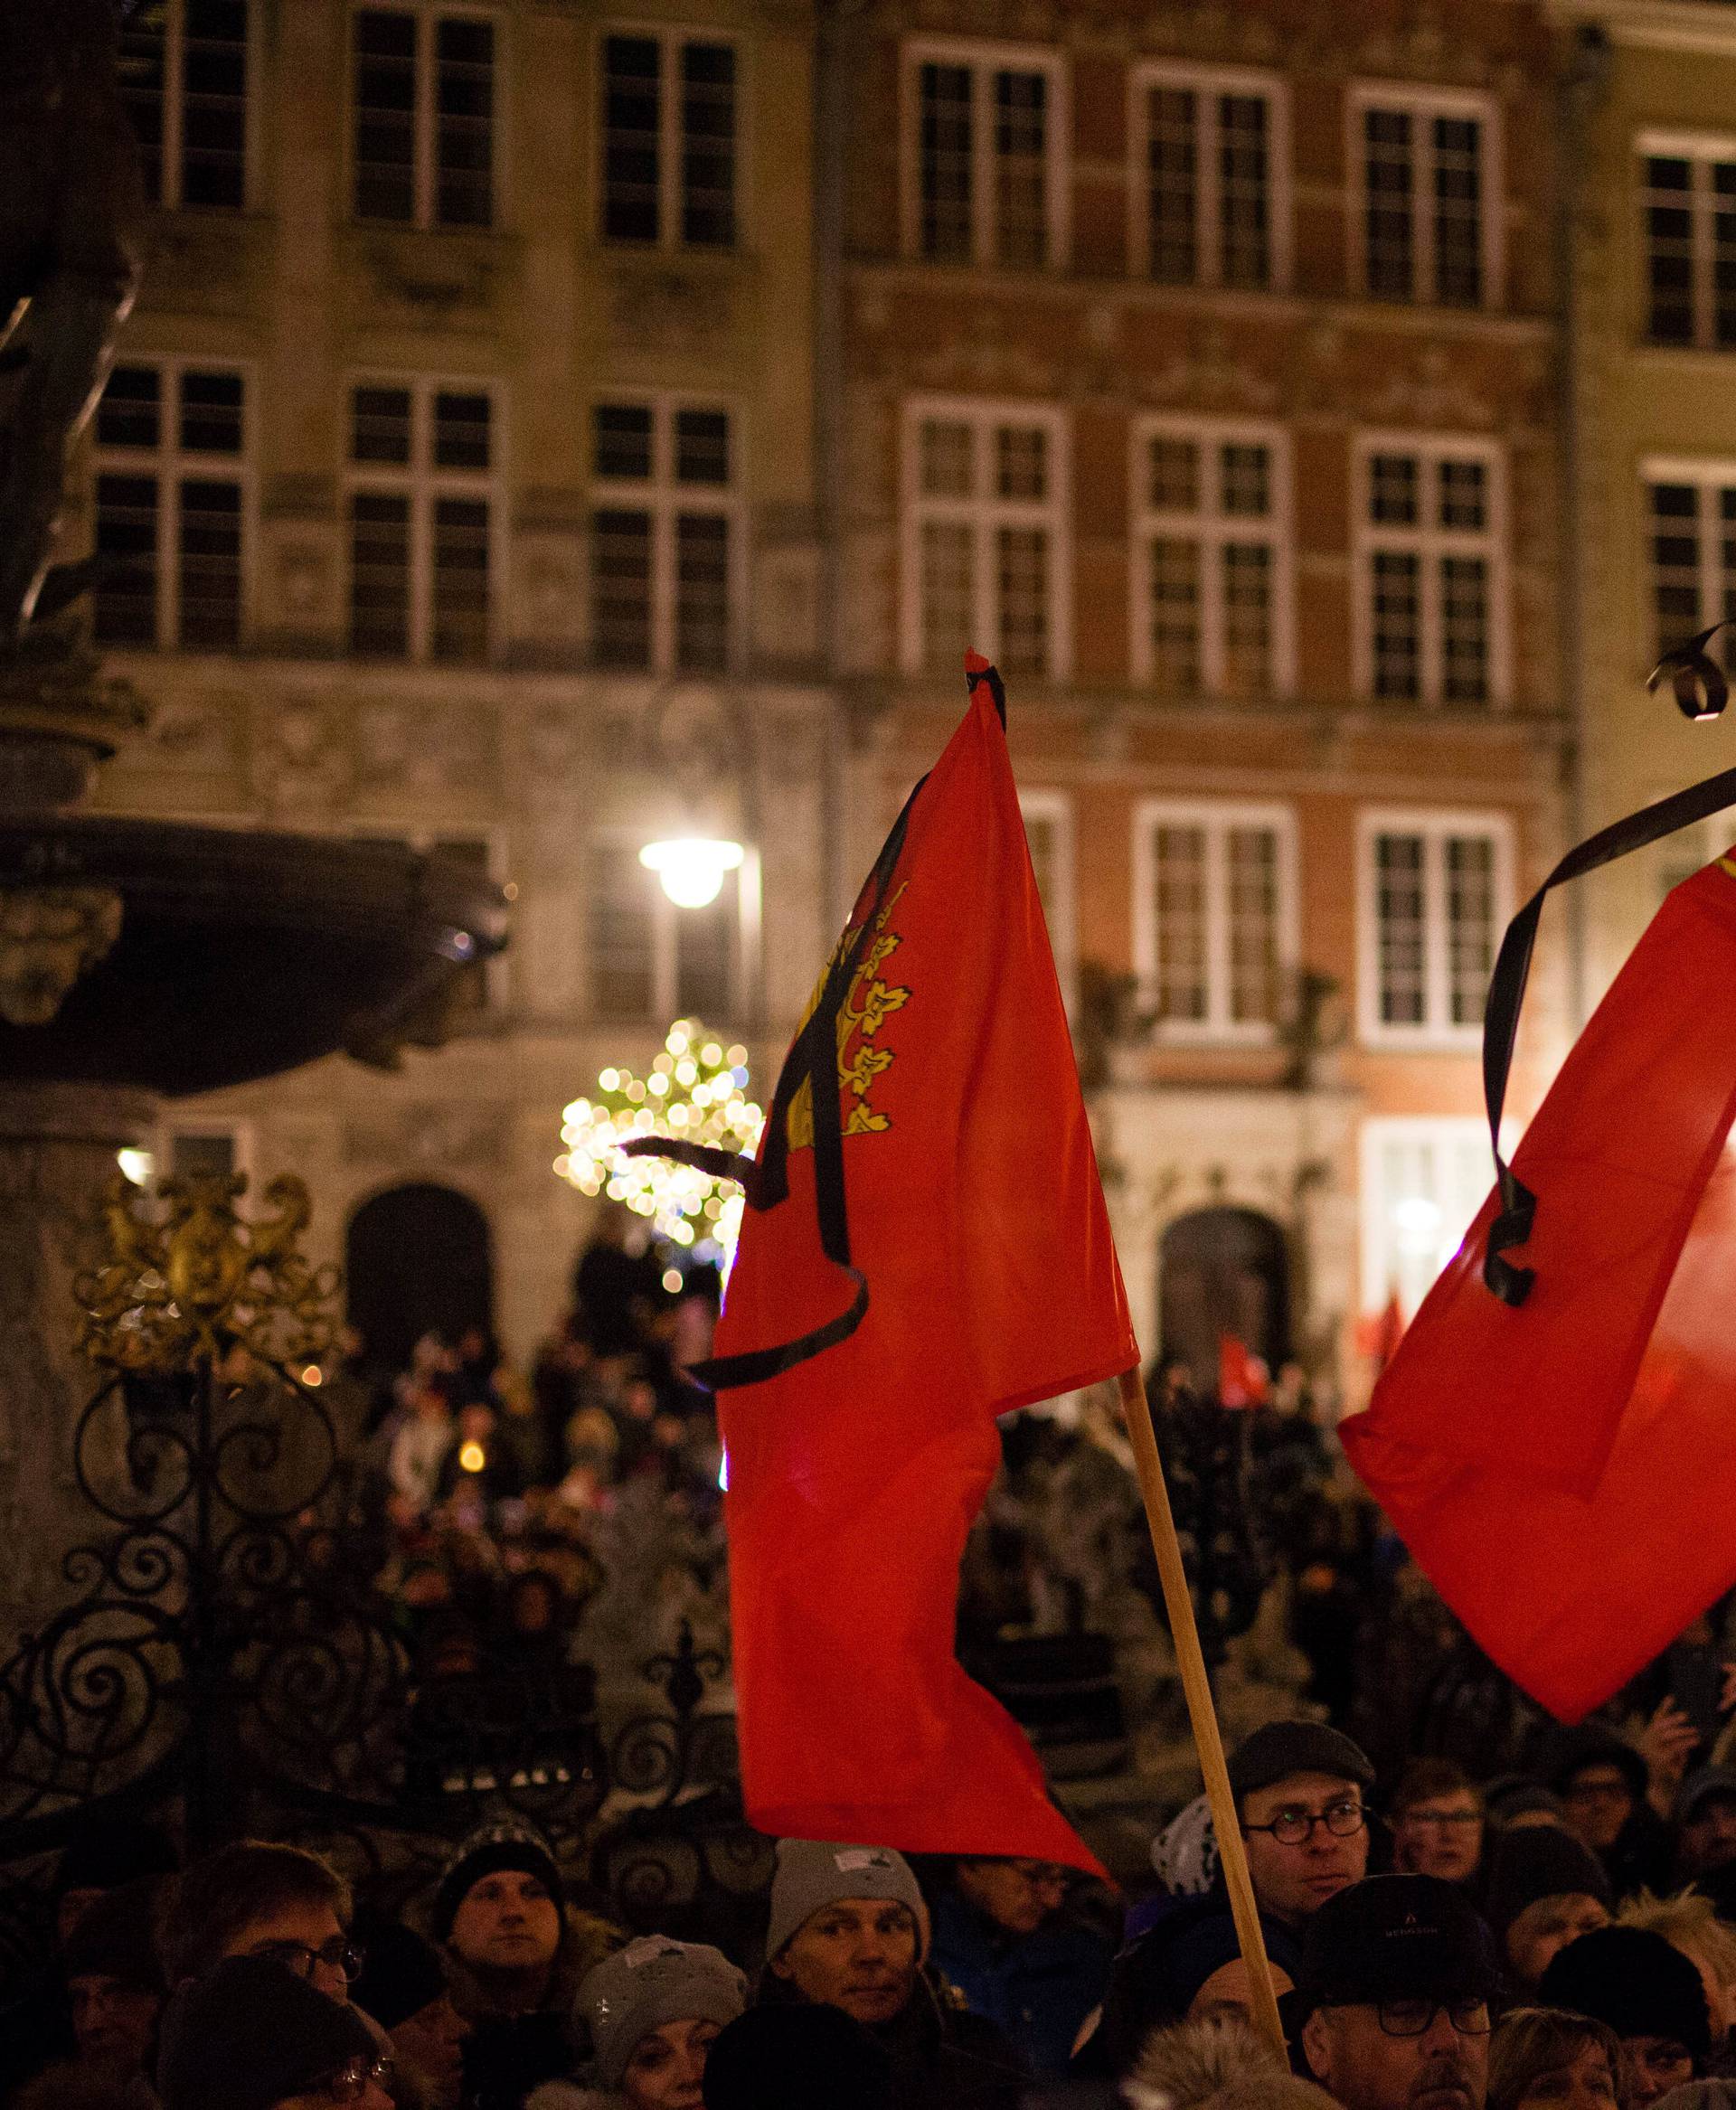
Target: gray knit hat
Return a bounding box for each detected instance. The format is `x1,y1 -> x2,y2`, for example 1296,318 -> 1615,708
578,1936 -> 747,2087
764,1842 -> 930,1965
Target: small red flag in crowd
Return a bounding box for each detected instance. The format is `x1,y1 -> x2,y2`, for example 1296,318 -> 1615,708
1217,1333 -> 1270,1409
1351,1291 -> 1405,1374
684,655 -> 1135,1870
1343,846 -> 1736,1721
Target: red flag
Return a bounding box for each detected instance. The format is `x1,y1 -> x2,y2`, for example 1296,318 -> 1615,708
1342,847 -> 1736,1721
696,656 -> 1135,1868
1352,1291 -> 1405,1373
1217,1333 -> 1270,1408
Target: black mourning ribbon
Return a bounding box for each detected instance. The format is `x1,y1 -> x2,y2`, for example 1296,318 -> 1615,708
620,657 -> 1005,1386
1482,718 -> 1736,1305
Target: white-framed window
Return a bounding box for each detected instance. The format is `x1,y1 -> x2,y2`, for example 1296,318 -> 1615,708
1643,458 -> 1736,660
1354,435 -> 1507,707
344,378 -> 497,663
1640,132 -> 1736,348
1018,789 -> 1075,1006
352,5 -> 495,228
586,835 -> 754,1023
119,0 -> 252,210
1130,417 -> 1294,698
1130,61 -> 1289,290
92,361 -> 250,651
901,397 -> 1071,679
1133,801 -> 1298,1042
1359,1116 -> 1492,1319
1349,84 -> 1500,308
589,397 -> 739,674
903,39 -> 1068,268
599,29 -> 736,248
1357,809 -> 1513,1048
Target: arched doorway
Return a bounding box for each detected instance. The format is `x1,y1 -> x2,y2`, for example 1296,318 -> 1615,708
1158,1206 -> 1290,1390
345,1182 -> 494,1375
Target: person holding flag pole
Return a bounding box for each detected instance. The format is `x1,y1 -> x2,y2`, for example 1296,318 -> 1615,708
624,653 -> 1285,2061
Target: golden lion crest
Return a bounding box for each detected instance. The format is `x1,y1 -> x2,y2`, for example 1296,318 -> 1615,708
788,882 -> 910,1151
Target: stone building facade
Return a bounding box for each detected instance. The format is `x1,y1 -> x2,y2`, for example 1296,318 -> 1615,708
828,0 -> 1576,1386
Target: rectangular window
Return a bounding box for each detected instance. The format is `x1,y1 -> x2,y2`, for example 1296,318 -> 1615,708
589,399 -> 736,674
1355,438 -> 1505,706
907,42 -> 1064,268
345,379 -> 496,661
903,399 -> 1069,678
586,840 -> 743,1022
353,6 -> 494,228
1644,464 -> 1736,662
1135,802 -> 1297,1041
1353,87 -> 1496,307
1640,138 -> 1736,347
93,363 -> 248,649
1135,64 -> 1287,289
1359,813 -> 1511,1047
600,32 -> 736,248
1359,1117 -> 1492,1320
1131,419 -> 1293,697
119,0 -> 250,210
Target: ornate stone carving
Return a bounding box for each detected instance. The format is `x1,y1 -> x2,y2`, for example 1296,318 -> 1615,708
609,268 -> 734,351
344,1102 -> 511,1170
253,697 -> 353,815
355,697 -> 500,797
0,882 -> 123,1024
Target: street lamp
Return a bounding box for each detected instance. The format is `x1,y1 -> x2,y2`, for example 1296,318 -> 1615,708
639,835 -> 745,909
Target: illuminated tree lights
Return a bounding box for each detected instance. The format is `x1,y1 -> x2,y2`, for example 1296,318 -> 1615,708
556,1021 -> 765,1267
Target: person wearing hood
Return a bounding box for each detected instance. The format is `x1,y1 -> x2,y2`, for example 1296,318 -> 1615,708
1543,1729 -> 1674,1900
1482,1830 -> 1612,1999
528,1936 -> 746,2110
759,1840 -> 1026,2109
430,1820 -> 619,2110
1538,1926 -> 1712,2109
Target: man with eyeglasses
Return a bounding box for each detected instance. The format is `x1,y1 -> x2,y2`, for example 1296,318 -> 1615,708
1297,1874 -> 1499,2110
158,1842 -> 363,2006
929,1853 -> 1112,2078
1228,1720 -> 1375,1930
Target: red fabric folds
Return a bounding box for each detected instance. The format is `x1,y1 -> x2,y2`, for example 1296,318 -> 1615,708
1342,852 -> 1736,1721
712,660 -> 1136,1870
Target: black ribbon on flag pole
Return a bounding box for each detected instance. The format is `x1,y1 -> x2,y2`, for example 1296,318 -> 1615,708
1481,624 -> 1736,1305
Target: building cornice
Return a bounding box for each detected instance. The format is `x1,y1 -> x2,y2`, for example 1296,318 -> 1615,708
1544,0 -> 1736,59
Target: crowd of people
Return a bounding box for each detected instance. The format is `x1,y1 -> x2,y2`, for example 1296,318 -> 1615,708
10,1697 -> 1736,2110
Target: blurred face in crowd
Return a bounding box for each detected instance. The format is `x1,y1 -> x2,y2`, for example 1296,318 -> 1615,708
390,1991 -> 469,2110
769,1898 -> 920,2026
1505,1895 -> 1610,1989
1510,2039 -> 1618,2110
1620,2034 -> 1695,2109
1561,1766 -> 1633,1853
448,1870 -> 561,1975
955,1857 -> 1070,1937
68,1971 -> 160,2069
620,2017 -> 722,2110
1240,1770 -> 1370,1926
1393,1793 -> 1484,1883
1188,1957 -> 1297,2028
1303,1997 -> 1489,2110
228,1897 -> 352,2003
1681,1792 -> 1736,1877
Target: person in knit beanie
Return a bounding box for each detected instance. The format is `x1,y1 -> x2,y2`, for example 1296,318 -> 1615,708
528,1936 -> 746,2110
1539,1926 -> 1711,2108
156,1954 -> 389,2110
430,1819 -> 618,2110
760,1840 -> 1025,2110
1484,1828 -> 1612,1994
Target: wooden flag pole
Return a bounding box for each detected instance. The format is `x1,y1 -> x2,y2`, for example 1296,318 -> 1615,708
1117,1364 -> 1287,2058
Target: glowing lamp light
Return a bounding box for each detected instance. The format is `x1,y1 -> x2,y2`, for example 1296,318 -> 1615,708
458,1439 -> 486,1474
639,836 -> 745,909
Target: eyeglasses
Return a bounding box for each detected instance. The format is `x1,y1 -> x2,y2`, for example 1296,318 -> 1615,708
1243,1799 -> 1367,1845
1373,1999 -> 1491,2039
247,1936 -> 366,1984
318,2055 -> 394,2103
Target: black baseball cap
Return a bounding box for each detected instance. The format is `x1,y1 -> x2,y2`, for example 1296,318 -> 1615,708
1228,1721 -> 1376,1802
1295,1876 -> 1499,2011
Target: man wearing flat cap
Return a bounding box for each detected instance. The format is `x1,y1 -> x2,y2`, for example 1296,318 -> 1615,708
1228,1720 -> 1376,1931
1297,1874 -> 1499,2110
